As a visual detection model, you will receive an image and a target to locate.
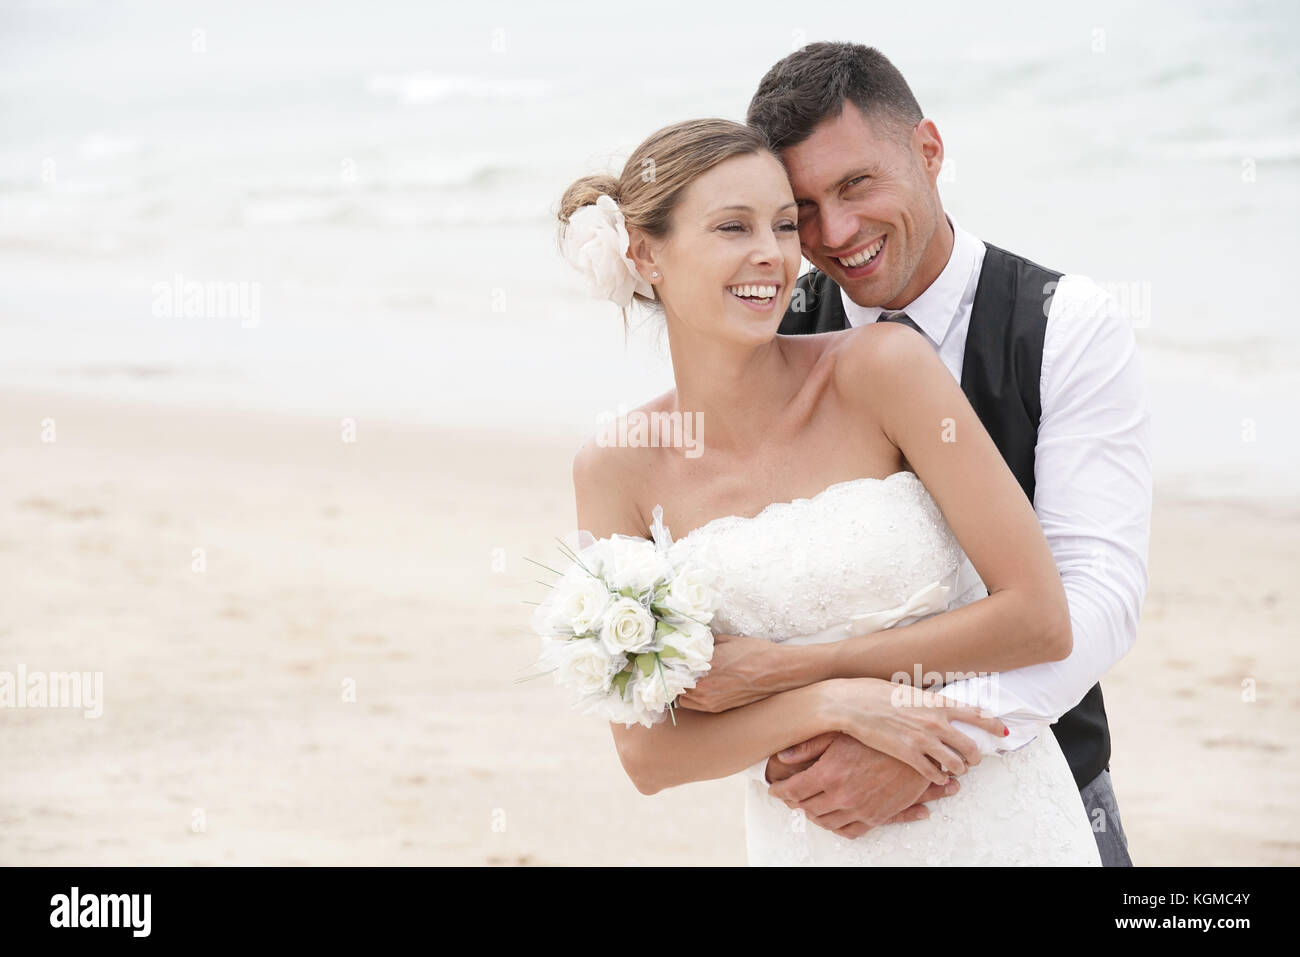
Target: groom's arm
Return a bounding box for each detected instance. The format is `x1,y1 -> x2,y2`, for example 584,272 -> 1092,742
766,278 -> 1152,834
762,281 -> 1151,763
913,275 -> 1153,752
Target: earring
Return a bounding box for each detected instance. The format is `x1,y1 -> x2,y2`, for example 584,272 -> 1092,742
651,271 -> 659,279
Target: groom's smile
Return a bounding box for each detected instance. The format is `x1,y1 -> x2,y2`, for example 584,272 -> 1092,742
833,235 -> 886,277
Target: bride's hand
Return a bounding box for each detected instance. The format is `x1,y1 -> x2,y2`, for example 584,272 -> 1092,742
820,678 -> 1010,786
676,634 -> 795,712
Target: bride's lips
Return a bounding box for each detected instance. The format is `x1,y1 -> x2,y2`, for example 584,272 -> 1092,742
832,235 -> 886,279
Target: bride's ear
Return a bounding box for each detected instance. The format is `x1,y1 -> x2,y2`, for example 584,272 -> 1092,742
626,226 -> 660,287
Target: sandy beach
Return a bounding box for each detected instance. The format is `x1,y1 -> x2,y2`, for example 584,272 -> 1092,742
1,385 -> 1296,866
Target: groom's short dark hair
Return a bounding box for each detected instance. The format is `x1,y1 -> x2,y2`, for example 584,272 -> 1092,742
746,42 -> 923,150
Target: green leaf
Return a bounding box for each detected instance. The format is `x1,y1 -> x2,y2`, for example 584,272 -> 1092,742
635,653 -> 656,677
659,644 -> 683,660
610,670 -> 632,698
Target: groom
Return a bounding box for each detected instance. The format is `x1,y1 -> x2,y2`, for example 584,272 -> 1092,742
745,42 -> 1152,866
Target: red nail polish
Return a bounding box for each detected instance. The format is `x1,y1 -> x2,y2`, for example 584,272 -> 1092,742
1002,726 -> 1010,736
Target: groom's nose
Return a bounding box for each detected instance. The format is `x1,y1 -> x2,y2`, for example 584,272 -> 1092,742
820,202 -> 860,252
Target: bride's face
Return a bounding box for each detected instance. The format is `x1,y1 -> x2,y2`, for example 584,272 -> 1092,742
640,152 -> 800,344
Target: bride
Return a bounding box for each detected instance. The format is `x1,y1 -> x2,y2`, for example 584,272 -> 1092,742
559,117 -> 1100,866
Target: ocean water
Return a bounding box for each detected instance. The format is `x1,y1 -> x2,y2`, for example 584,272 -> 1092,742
1,0 -> 1297,500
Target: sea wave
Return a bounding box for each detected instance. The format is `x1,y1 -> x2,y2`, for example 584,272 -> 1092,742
364,72 -> 549,105
1142,136 -> 1300,164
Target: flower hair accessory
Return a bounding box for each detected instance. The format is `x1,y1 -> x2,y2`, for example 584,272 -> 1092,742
561,194 -> 656,308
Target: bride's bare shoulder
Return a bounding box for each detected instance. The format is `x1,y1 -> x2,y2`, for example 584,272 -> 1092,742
828,322 -> 940,400
571,439 -> 643,539
571,390 -> 675,538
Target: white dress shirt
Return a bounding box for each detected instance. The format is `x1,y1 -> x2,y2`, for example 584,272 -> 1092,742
837,215 -> 1154,760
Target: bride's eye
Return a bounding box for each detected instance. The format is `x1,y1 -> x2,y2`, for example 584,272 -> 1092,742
777,221 -> 798,232
718,222 -> 746,232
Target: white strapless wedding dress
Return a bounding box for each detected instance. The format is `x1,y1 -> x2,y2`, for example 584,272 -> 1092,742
667,471 -> 1101,866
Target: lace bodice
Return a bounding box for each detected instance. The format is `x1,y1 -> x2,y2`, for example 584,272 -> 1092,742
670,470 -> 985,644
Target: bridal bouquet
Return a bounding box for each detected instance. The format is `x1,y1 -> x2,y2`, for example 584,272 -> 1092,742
528,512 -> 720,728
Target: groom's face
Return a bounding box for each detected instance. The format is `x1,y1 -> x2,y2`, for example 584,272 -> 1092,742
780,101 -> 943,310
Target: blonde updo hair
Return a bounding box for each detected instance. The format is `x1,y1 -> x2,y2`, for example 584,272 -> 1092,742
558,118 -> 774,308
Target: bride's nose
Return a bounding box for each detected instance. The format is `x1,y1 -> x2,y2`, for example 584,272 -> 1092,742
750,226 -> 784,266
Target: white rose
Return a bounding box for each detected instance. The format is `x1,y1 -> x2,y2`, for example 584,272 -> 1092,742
572,536 -> 607,578
659,563 -> 720,626
560,195 -> 655,308
532,588 -> 568,637
599,597 -> 657,656
550,638 -> 619,697
533,543 -> 608,634
594,683 -> 654,728
551,572 -> 613,636
602,536 -> 671,596
658,619 -> 714,672
632,660 -> 694,713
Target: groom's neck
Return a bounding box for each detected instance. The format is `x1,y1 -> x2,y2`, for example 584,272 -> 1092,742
880,210 -> 954,312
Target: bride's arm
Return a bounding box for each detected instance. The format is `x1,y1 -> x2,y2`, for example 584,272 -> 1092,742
688,324 -> 1072,705
612,678 -> 1006,795
814,323 -> 1073,683
610,682 -> 842,794
682,325 -> 1072,713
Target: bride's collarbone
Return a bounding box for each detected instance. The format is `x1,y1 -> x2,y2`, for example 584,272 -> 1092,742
648,449 -> 905,539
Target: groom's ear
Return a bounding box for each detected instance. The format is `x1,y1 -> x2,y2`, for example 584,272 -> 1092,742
914,119 -> 945,184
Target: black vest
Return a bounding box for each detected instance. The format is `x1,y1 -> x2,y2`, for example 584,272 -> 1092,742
780,243 -> 1110,790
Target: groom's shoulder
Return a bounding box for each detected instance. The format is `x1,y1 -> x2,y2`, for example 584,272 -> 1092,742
982,242 -> 1120,331
1031,269 -> 1142,365
794,267 -> 835,293
1043,273 -> 1124,331
983,240 -> 1061,279
780,267 -> 844,334
794,266 -> 839,303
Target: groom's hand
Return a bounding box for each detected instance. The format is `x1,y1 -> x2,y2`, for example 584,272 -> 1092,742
765,733 -> 960,838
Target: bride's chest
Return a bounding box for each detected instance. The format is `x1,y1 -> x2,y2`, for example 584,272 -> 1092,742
675,474 -> 966,640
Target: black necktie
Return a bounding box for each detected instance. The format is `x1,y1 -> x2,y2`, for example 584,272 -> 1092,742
877,310 -> 921,334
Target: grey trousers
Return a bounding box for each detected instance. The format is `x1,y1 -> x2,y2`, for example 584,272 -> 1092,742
1078,767 -> 1132,866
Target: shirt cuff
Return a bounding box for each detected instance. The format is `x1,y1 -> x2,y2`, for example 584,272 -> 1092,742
935,674 -> 1053,756
741,754 -> 770,785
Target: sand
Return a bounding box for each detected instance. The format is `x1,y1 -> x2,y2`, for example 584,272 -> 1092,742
1,386 -> 1295,865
